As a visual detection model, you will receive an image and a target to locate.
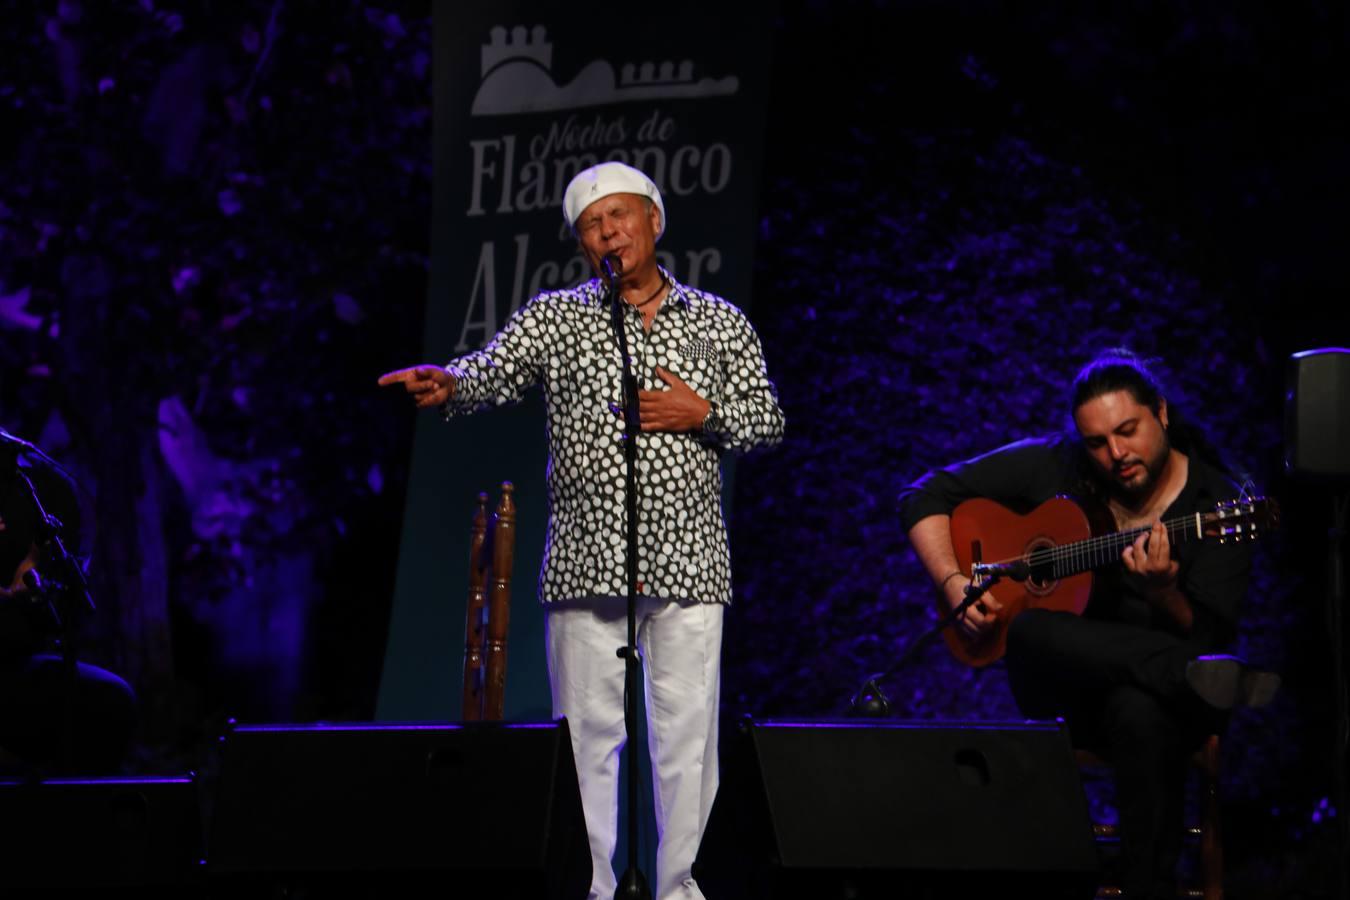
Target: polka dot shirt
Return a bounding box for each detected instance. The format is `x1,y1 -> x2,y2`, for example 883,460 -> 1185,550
443,268 -> 784,606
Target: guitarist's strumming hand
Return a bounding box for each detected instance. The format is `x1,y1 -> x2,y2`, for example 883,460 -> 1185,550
943,574 -> 1003,641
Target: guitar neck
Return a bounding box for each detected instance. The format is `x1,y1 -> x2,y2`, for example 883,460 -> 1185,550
1040,512 -> 1204,579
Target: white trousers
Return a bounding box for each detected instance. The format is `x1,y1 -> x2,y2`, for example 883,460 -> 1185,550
546,597 -> 723,900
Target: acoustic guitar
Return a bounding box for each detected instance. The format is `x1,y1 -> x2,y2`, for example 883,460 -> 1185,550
943,495 -> 1278,668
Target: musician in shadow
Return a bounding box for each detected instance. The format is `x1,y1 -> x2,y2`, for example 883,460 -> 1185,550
898,349 -> 1277,900
0,431 -> 136,775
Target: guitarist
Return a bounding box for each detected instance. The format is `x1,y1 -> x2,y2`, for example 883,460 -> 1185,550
0,431 -> 136,774
898,349 -> 1277,900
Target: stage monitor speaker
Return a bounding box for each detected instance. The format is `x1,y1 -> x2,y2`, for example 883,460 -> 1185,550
0,775 -> 203,898
1286,347 -> 1350,480
693,718 -> 1099,900
206,719 -> 590,900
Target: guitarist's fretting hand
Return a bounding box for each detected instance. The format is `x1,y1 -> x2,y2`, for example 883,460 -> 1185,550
1121,519 -> 1192,631
1121,520 -> 1180,588
943,574 -> 1003,641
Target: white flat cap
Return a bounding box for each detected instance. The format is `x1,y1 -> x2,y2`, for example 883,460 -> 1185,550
562,161 -> 666,238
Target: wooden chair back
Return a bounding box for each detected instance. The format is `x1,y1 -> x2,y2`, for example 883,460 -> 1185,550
1077,733 -> 1223,899
461,482 -> 516,721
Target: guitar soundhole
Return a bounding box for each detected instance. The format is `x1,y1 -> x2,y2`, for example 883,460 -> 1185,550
1024,537 -> 1057,596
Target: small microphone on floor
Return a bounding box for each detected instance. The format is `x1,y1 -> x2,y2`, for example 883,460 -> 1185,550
847,676 -> 891,718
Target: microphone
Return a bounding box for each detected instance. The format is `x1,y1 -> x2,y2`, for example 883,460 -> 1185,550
847,676 -> 891,718
971,559 -> 1031,582
601,253 -> 623,286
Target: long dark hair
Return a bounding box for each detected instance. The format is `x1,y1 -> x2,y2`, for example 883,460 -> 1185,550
1071,348 -> 1166,420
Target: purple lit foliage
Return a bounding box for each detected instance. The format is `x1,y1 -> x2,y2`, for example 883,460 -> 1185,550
0,2 -> 431,739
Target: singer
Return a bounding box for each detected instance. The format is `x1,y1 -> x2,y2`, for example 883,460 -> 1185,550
379,161 -> 784,900
897,348 -> 1277,900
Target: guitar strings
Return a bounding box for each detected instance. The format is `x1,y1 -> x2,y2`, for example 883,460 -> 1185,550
970,500 -> 1264,572
979,513 -> 1197,571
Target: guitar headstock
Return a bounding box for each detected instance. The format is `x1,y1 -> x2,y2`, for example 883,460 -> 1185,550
1201,497 -> 1280,542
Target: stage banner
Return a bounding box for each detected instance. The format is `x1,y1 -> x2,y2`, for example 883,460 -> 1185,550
378,4 -> 776,720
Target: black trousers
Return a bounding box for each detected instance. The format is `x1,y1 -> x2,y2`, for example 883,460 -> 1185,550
0,653 -> 137,775
1005,609 -> 1223,900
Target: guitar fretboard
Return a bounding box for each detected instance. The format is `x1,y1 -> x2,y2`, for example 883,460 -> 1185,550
1027,513 -> 1204,580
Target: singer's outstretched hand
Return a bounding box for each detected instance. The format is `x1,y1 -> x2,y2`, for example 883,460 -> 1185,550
638,367 -> 711,433
378,365 -> 456,409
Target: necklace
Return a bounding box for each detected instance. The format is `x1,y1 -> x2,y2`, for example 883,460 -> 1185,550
626,274 -> 668,310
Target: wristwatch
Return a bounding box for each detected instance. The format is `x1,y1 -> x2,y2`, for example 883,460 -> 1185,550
701,400 -> 723,436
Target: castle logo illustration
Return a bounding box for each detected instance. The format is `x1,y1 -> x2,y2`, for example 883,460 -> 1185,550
471,25 -> 740,117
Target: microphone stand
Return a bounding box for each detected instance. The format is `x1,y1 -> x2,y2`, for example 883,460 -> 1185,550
14,465 -> 94,774
604,257 -> 653,900
848,574 -> 1004,717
